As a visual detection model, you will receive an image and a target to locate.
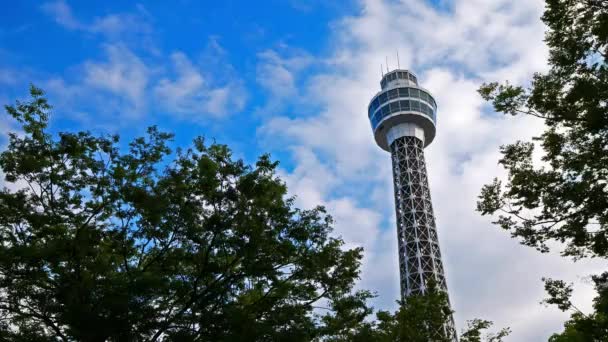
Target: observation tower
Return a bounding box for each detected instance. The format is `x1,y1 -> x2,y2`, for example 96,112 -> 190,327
367,69 -> 456,336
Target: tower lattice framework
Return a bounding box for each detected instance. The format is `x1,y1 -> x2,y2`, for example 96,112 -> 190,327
366,68 -> 457,340
391,136 -> 447,296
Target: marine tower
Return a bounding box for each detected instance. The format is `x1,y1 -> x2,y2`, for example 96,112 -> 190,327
367,69 -> 456,336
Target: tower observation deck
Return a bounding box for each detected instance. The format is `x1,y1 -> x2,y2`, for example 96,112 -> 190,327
368,69 -> 456,337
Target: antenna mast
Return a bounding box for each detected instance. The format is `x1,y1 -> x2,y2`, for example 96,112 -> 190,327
397,50 -> 401,69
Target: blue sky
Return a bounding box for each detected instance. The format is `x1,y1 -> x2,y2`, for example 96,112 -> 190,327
1,1 -> 607,341
0,0 -> 354,162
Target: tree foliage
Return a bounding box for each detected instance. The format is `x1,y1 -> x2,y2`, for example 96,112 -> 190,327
476,0 -> 608,259
476,0 -> 608,339
0,87 -> 511,341
322,282 -> 509,342
0,86 -> 365,341
546,272 -> 608,341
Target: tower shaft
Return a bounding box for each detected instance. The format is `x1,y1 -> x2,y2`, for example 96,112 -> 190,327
390,135 -> 456,336
367,68 -> 456,338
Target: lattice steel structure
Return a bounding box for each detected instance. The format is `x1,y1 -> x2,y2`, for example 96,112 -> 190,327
367,69 -> 456,338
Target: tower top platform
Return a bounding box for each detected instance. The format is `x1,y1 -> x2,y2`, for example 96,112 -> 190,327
368,69 -> 437,151
380,69 -> 419,89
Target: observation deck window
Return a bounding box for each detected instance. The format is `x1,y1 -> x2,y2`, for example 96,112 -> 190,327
379,93 -> 388,103
411,100 -> 420,111
370,98 -> 435,131
368,86 -> 437,119
390,102 -> 399,113
381,106 -> 389,117
388,89 -> 399,100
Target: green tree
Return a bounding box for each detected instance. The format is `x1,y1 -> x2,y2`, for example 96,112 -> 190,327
477,0 -> 608,259
321,282 -> 509,342
0,87 -> 509,341
545,273 -> 608,341
0,86 -> 366,341
476,0 -> 608,339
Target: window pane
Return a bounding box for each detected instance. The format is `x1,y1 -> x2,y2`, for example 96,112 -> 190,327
379,93 -> 388,104
381,105 -> 389,117
390,102 -> 399,113
369,101 -> 376,117
420,92 -> 428,103
399,88 -> 408,97
410,88 -> 420,98
411,100 -> 420,111
388,89 -> 398,99
399,100 -> 409,111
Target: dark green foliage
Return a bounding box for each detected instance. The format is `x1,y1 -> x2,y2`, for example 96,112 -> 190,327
547,273 -> 608,341
330,282 -> 508,342
390,284 -> 457,342
0,87 -> 511,341
460,319 -> 510,342
477,0 -> 608,339
0,86 -> 365,341
477,0 -> 608,259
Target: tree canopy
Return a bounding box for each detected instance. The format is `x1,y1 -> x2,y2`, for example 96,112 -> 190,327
0,87 -> 508,341
477,0 -> 608,260
476,0 -> 608,340
0,86 -> 366,341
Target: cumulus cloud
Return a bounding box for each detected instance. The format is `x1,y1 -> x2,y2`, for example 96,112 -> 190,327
255,47 -> 314,114
259,0 -> 607,340
40,0 -> 81,30
36,39 -> 245,124
154,52 -> 246,118
83,44 -> 150,115
40,0 -> 152,39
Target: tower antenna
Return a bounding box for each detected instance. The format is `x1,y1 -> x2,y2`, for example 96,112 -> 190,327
397,50 -> 401,69
381,64 -> 384,77
386,56 -> 389,72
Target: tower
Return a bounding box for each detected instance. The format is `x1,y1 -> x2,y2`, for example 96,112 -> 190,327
367,69 -> 456,336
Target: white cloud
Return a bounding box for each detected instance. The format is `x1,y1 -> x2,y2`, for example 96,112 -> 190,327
38,41 -> 245,124
259,0 -> 607,340
40,1 -> 152,39
255,48 -> 314,114
83,44 -> 149,116
41,0 -> 81,30
154,52 -> 246,118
